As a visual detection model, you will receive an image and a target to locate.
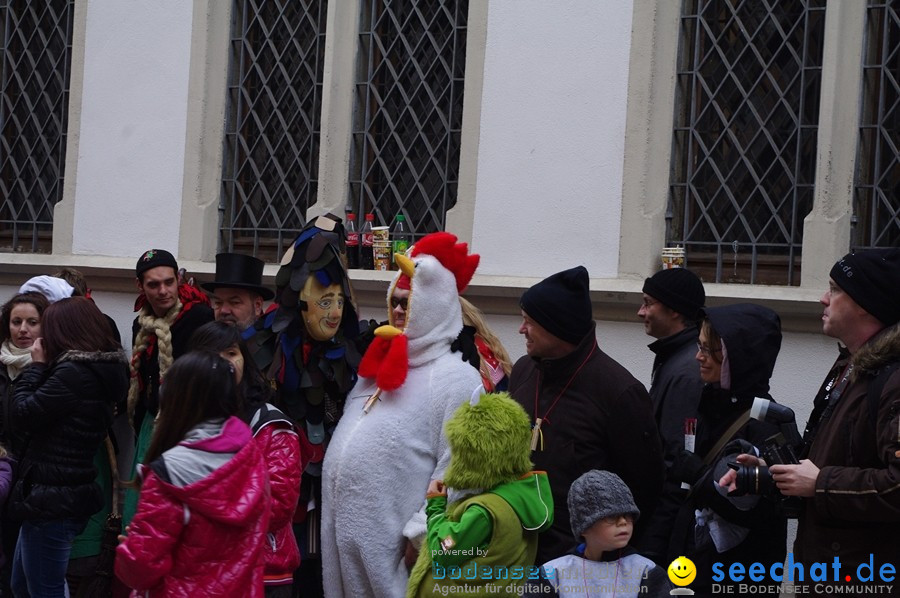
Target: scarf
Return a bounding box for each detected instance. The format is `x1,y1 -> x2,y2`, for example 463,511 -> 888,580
0,340 -> 32,381
127,299 -> 183,421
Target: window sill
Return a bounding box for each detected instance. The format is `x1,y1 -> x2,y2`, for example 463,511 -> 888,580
0,256 -> 826,333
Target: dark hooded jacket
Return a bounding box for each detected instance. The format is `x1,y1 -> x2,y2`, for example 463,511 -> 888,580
8,349 -> 129,521
668,304 -> 787,596
795,321 -> 900,581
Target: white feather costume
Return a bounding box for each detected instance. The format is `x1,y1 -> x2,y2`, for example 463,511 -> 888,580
322,239 -> 481,598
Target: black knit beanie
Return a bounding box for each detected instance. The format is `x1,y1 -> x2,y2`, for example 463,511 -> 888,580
642,268 -> 705,320
830,248 -> 900,326
136,249 -> 179,279
520,266 -> 592,345
568,470 -> 640,539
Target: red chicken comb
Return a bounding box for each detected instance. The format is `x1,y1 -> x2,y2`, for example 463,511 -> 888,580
411,232 -> 480,293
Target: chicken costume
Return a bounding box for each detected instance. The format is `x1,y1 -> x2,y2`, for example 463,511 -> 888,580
321,232 -> 482,598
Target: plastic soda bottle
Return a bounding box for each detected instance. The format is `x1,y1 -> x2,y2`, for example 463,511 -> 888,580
391,214 -> 411,269
360,213 -> 375,270
345,213 -> 359,269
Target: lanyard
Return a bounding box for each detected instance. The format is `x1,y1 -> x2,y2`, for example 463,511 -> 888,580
804,363 -> 853,450
531,342 -> 597,451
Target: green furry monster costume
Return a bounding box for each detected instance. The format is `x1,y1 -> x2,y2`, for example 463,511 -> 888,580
406,391 -> 554,598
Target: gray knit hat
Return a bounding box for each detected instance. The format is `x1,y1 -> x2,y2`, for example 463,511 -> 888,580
568,470 -> 640,539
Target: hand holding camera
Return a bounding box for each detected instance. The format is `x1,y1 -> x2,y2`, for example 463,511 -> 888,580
770,460 -> 819,498
719,398 -> 806,515
719,453 -> 764,493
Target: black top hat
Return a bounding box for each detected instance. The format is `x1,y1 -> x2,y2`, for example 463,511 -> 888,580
201,253 -> 274,301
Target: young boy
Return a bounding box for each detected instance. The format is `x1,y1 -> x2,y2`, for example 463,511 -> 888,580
406,391 -> 554,597
527,470 -> 670,597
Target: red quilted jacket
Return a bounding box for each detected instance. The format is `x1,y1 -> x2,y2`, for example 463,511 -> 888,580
116,417 -> 271,597
250,405 -> 306,585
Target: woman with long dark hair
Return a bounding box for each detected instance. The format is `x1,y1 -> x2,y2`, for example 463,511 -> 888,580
189,321 -> 272,411
190,321 -> 307,597
7,297 -> 128,597
116,351 -> 270,596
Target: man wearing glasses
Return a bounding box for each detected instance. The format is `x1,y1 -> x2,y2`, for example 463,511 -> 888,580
721,248 -> 900,585
636,267 -> 706,564
389,277 -> 410,329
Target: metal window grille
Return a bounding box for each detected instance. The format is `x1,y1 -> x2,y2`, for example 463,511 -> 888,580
350,0 -> 468,237
853,0 -> 900,251
220,0 -> 328,262
668,0 -> 826,285
0,0 -> 73,253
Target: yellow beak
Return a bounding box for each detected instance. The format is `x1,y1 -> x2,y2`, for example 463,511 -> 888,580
375,325 -> 404,339
395,253 -> 415,279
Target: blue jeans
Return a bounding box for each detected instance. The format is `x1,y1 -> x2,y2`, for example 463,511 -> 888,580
11,518 -> 86,598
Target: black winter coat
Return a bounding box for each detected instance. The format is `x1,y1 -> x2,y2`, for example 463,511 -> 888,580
668,304 -> 787,596
9,350 -> 129,521
0,363 -> 27,458
509,323 -> 665,565
648,326 -> 705,465
639,326 -> 705,563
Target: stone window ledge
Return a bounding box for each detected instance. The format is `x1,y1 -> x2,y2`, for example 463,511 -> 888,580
0,255 -> 825,332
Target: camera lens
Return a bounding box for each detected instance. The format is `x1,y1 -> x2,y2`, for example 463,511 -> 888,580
731,465 -> 774,496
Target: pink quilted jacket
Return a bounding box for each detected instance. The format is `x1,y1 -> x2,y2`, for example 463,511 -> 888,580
251,407 -> 305,585
116,417 -> 271,597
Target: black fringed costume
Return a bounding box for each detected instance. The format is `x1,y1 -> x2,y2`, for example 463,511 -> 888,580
244,214 -> 370,596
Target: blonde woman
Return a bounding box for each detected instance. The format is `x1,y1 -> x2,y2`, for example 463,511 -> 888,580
459,297 -> 512,392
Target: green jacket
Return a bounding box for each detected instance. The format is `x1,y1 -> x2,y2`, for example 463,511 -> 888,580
407,471 -> 554,598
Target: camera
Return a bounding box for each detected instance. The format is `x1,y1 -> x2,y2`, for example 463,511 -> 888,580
728,433 -> 798,496
727,398 -> 802,514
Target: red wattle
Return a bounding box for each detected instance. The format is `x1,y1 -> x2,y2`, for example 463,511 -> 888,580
358,336 -> 391,379
376,335 -> 409,391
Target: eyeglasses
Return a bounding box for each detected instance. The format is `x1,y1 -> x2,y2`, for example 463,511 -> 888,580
696,342 -> 722,357
390,296 -> 408,310
640,298 -> 658,309
598,513 -> 635,526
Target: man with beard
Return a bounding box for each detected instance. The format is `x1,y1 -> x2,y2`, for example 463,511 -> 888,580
202,252 -> 274,332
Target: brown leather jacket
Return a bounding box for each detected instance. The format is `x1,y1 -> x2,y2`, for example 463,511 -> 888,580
797,322 -> 900,581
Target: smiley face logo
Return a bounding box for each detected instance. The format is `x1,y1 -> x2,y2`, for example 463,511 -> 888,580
667,556 -> 696,587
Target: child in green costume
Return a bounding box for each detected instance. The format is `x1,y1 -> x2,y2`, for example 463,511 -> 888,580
406,390 -> 554,598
